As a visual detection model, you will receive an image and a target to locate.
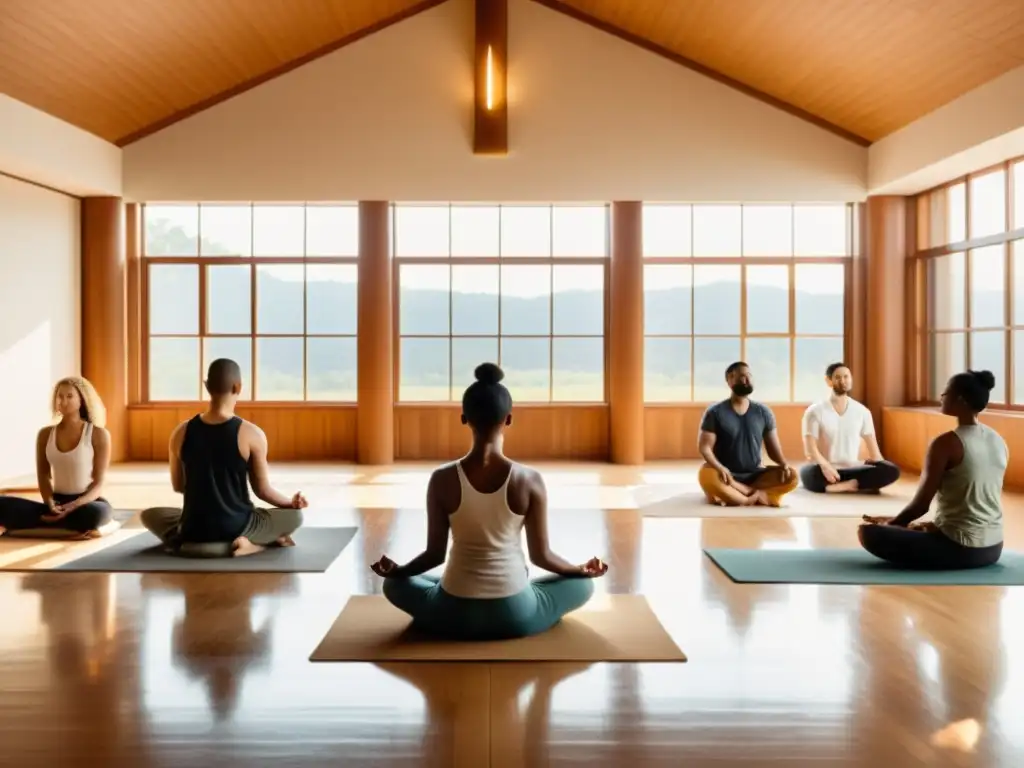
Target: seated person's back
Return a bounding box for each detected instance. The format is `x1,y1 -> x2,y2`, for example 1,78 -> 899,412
933,421 -> 1007,547
178,413 -> 255,543
439,456 -> 529,599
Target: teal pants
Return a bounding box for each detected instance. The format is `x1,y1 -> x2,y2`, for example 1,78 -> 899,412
382,573 -> 595,641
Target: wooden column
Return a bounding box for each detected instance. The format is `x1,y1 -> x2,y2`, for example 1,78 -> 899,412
81,197 -> 127,462
864,196 -> 908,450
609,201 -> 645,464
473,0 -> 508,155
357,201 -> 394,465
125,204 -> 143,405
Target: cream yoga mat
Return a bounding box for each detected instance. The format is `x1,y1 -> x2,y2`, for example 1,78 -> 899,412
637,483 -> 915,518
310,594 -> 687,662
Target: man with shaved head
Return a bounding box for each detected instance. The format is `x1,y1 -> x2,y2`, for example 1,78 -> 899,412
140,358 -> 307,557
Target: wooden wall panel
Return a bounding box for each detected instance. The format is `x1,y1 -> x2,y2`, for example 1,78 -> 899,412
126,406 -> 357,462
884,407 -> 1024,490
644,405 -> 809,461
394,405 -> 610,461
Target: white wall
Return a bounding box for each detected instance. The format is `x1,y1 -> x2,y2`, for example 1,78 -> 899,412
0,94 -> 121,197
0,175 -> 81,485
869,64 -> 1024,195
123,0 -> 866,203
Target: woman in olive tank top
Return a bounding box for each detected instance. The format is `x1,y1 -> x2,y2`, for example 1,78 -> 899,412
858,370 -> 1007,569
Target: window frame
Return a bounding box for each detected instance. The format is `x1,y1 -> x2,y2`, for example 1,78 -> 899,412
140,202 -> 360,405
910,156 -> 1024,410
390,203 -> 611,404
641,203 -> 853,404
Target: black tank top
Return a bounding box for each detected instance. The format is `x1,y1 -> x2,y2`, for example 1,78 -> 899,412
178,415 -> 254,543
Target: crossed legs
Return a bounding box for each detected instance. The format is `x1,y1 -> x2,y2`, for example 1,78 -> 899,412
697,465 -> 799,508
0,494 -> 114,539
139,506 -> 304,557
858,522 -> 1002,569
382,573 -> 596,641
800,460 -> 901,494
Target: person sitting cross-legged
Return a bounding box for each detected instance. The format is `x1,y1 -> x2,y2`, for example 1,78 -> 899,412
0,377 -> 115,539
696,361 -> 799,508
800,362 -> 901,494
369,362 -> 607,641
139,358 -> 307,558
858,370 -> 1007,570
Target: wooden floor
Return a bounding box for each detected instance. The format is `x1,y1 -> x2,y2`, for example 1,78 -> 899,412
1,460 -> 1022,767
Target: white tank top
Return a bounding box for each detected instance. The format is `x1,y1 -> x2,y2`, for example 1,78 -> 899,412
46,422 -> 94,496
439,461 -> 530,599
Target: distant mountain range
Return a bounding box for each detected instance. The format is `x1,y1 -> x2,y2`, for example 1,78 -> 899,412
145,218 -> 847,402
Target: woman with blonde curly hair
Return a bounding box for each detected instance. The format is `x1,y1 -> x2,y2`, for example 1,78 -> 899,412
0,376 -> 115,538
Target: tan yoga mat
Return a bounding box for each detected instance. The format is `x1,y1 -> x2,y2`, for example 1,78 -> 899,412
310,594 -> 687,662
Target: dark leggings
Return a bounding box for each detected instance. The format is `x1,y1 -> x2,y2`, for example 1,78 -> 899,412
0,493 -> 113,533
859,523 -> 1003,570
800,460 -> 901,493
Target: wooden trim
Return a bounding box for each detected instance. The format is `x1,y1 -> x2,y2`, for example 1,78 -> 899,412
473,0 -> 508,155
0,169 -> 82,200
528,0 -> 870,147
115,0 -> 450,147
912,227 -> 1024,260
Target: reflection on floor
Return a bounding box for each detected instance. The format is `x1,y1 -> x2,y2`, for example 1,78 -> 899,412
0,461 -> 1020,766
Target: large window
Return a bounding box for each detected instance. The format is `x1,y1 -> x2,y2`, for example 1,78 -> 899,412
394,204 -> 607,402
642,203 -> 850,403
917,159 -> 1024,407
143,203 -> 358,402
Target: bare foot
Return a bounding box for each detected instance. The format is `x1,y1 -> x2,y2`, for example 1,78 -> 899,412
744,490 -> 770,506
0,526 -> 6,537
275,534 -> 296,547
231,536 -> 266,557
70,529 -> 102,541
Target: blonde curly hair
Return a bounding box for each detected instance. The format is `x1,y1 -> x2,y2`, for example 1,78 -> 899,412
51,376 -> 107,428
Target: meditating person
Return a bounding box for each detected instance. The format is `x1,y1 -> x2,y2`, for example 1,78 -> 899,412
0,377 -> 115,539
697,362 -> 798,507
800,362 -> 901,493
369,362 -> 607,641
858,369 -> 1007,569
139,358 -> 307,558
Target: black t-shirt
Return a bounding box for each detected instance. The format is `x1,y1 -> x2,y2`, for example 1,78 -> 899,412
700,399 -> 777,475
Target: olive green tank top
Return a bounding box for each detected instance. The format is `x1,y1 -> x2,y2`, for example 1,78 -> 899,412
934,424 -> 1007,548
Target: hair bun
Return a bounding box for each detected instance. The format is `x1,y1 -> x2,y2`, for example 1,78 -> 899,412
971,369 -> 996,391
474,362 -> 505,385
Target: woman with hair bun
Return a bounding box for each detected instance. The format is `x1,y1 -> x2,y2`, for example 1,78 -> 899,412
370,362 -> 606,640
0,377 -> 115,539
858,369 -> 1008,569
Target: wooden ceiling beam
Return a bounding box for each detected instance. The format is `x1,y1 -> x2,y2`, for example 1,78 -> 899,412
115,0 -> 450,147
530,0 -> 872,148
473,0 -> 509,155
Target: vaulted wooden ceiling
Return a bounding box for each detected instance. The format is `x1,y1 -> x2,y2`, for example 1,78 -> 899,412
0,0 -> 1022,147
550,0 -> 1024,142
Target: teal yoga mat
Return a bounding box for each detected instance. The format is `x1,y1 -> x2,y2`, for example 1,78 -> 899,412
703,547 -> 1024,585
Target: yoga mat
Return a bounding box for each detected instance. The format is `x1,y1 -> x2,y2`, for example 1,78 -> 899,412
637,484 -> 913,518
49,526 -> 358,573
704,547 -> 1024,585
309,594 -> 686,662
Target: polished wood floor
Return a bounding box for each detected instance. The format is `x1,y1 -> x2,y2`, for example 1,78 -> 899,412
1,461 -> 1022,767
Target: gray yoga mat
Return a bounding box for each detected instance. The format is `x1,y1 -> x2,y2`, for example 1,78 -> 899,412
704,547 -> 1024,586
56,526 -> 358,573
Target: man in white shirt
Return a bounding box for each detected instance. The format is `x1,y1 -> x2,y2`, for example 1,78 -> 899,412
800,362 -> 901,494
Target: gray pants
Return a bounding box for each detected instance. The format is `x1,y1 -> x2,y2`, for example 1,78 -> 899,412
139,506 -> 304,557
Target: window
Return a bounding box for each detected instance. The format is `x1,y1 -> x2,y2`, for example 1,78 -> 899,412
143,203 -> 358,402
917,160 -> 1024,408
395,204 -> 607,402
642,203 -> 849,403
